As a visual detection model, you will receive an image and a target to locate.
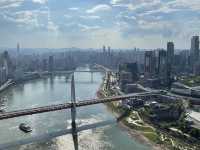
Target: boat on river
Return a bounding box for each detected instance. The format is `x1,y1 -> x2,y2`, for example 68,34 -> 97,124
19,123 -> 32,133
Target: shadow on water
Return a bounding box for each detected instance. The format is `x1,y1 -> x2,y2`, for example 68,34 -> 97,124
49,76 -> 55,90
0,119 -> 116,150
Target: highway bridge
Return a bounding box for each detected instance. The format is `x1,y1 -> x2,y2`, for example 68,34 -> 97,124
54,70 -> 103,74
0,74 -> 159,150
0,92 -> 158,120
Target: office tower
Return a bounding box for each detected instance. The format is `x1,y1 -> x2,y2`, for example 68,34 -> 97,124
17,43 -> 20,53
167,42 -> 174,86
158,49 -> 167,79
190,36 -> 199,72
108,46 -> 111,55
144,51 -> 156,77
167,42 -> 174,64
16,43 -> 20,67
48,55 -> 54,72
42,59 -> 48,71
103,45 -> 106,53
119,62 -> 139,82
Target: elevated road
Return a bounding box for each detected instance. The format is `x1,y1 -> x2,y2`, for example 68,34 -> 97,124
0,92 -> 158,120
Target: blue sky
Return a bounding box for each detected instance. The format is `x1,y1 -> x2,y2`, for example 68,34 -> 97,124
0,0 -> 200,49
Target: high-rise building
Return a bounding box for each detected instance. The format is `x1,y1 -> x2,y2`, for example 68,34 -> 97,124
108,46 -> 111,55
167,42 -> 174,64
48,55 -> 54,72
166,42 -> 174,86
42,59 -> 48,71
190,36 -> 199,71
17,43 -> 20,53
119,62 -> 139,82
16,43 -> 20,67
144,51 -> 156,77
158,49 -> 167,80
103,45 -> 106,53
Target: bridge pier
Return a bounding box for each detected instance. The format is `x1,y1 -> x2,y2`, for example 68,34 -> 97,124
71,74 -> 78,150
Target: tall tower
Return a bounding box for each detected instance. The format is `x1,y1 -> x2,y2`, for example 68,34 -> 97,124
167,42 -> 174,87
158,49 -> 167,78
190,36 -> 199,71
17,43 -> 20,53
48,55 -> 54,72
16,43 -> 20,67
103,45 -> 106,53
167,42 -> 174,64
144,51 -> 156,77
108,46 -> 111,55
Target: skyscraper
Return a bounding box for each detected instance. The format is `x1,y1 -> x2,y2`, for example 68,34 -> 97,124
17,43 -> 20,53
167,42 -> 174,64
144,51 -> 156,77
190,36 -> 199,71
16,43 -> 20,67
108,46 -> 111,55
158,49 -> 167,79
48,55 -> 54,72
167,42 -> 174,86
103,45 -> 106,53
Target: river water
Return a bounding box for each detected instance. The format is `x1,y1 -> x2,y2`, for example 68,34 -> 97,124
0,67 -> 150,150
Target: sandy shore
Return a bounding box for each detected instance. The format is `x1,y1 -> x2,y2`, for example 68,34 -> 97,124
118,121 -> 167,150
102,102 -> 166,150
98,90 -> 167,150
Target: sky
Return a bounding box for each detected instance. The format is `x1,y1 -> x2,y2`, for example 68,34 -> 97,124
0,0 -> 200,49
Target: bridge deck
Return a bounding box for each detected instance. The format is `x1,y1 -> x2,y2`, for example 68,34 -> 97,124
0,92 -> 158,120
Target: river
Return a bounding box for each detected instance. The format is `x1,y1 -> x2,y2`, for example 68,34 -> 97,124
0,67 -> 150,150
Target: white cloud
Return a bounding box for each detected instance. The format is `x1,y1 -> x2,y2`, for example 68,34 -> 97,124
2,9 -> 48,30
116,12 -> 136,20
32,0 -> 48,4
86,4 -> 111,14
3,10 -> 42,27
68,7 -> 79,11
167,0 -> 200,11
80,15 -> 100,19
142,5 -> 180,16
64,14 -> 72,19
110,0 -> 125,5
48,21 -> 59,32
78,24 -> 101,31
113,0 -> 161,11
0,0 -> 24,9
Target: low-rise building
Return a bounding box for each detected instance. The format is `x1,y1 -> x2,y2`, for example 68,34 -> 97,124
119,71 -> 133,91
124,84 -> 146,94
145,102 -> 182,121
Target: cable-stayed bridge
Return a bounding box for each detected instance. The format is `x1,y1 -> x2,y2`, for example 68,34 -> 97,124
0,72 -> 159,150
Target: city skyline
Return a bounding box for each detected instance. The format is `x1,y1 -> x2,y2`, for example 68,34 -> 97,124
0,0 -> 200,49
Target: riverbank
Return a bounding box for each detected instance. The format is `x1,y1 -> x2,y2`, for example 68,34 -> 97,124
98,73 -> 200,150
0,72 -> 72,95
97,89 -> 164,150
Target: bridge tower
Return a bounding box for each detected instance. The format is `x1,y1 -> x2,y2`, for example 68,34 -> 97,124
91,71 -> 94,83
71,74 -> 78,150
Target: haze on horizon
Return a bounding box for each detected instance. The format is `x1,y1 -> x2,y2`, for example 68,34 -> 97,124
0,0 -> 200,49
